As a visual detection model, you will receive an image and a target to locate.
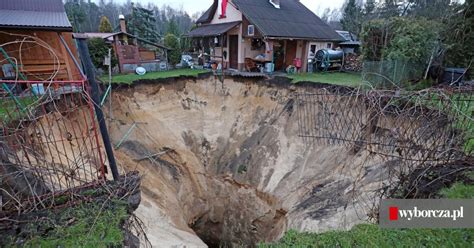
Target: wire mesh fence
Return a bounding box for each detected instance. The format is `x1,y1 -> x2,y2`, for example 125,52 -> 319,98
296,86 -> 473,160
0,80 -> 106,212
295,85 -> 473,202
362,60 -> 426,88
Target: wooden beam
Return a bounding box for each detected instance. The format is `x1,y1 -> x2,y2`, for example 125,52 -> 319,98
58,33 -> 73,80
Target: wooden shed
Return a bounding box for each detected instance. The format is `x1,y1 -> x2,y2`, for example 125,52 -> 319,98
0,0 -> 82,81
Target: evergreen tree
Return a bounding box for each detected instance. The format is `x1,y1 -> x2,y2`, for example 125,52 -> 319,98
166,17 -> 180,36
164,34 -> 181,65
341,0 -> 363,35
444,0 -> 474,73
99,16 -> 113,33
127,4 -> 161,42
365,0 -> 376,15
64,0 -> 86,32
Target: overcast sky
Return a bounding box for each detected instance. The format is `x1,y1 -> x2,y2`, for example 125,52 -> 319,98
105,0 -> 346,16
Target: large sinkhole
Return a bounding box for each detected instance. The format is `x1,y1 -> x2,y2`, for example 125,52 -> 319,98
103,76 -> 465,247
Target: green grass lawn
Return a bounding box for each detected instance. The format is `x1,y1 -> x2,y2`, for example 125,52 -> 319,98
261,224 -> 474,248
22,200 -> 129,247
102,68 -> 208,84
288,72 -> 363,87
2,188 -> 131,247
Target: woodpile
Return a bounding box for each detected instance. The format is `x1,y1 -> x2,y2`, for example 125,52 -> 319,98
344,54 -> 363,72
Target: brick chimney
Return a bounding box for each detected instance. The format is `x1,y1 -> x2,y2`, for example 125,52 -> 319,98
119,14 -> 126,33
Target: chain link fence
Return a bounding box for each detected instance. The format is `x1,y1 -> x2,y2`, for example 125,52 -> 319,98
362,60 -> 426,89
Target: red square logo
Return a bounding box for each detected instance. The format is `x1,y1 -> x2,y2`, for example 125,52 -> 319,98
389,206 -> 399,221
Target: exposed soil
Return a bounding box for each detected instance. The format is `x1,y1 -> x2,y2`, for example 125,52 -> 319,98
7,74 -> 465,247
104,75 -> 412,247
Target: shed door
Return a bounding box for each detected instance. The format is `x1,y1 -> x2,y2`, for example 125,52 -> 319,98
285,40 -> 297,68
229,35 -> 239,69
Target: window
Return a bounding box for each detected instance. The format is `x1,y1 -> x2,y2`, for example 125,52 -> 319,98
327,43 -> 332,49
212,36 -> 227,47
248,25 -> 255,36
309,44 -> 317,57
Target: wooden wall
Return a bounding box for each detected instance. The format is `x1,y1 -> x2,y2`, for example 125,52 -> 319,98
242,16 -> 262,38
0,30 -> 82,81
139,49 -> 156,62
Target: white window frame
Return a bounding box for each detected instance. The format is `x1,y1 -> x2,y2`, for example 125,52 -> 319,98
248,25 -> 255,36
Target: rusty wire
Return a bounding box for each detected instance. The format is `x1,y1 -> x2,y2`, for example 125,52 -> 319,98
295,84 -> 473,205
0,31 -> 106,213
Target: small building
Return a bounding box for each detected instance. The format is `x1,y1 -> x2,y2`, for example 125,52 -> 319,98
75,16 -> 170,73
187,0 -> 342,73
335,30 -> 361,54
0,0 -> 82,81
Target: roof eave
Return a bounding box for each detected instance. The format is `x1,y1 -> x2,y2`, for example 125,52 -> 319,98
100,31 -> 171,50
0,25 -> 73,32
264,36 -> 344,42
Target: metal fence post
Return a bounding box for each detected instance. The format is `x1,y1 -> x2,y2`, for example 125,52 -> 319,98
76,38 -> 120,181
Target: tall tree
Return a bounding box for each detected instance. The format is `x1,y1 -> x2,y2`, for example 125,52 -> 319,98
406,0 -> 453,19
365,0 -> 376,15
164,33 -> 181,65
321,8 -> 331,23
166,17 -> 180,36
444,0 -> 474,73
341,0 -> 363,35
99,16 -> 113,33
64,0 -> 86,32
127,4 -> 161,42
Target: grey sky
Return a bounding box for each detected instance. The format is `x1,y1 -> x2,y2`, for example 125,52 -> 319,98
102,0 -> 346,16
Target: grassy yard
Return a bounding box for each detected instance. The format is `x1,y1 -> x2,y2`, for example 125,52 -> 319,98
288,72 -> 363,87
102,68 -> 208,84
261,224 -> 474,248
22,200 -> 129,247
1,188 -> 131,247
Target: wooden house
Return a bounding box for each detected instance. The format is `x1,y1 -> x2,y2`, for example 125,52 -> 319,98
0,0 -> 82,82
75,16 -> 170,73
187,0 -> 343,73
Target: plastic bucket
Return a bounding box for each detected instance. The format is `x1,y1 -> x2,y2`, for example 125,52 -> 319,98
265,63 -> 274,73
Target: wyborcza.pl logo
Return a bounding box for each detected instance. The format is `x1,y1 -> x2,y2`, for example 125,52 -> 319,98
388,206 -> 464,221
380,200 -> 474,228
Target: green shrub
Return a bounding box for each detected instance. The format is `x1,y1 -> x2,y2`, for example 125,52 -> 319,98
87,38 -> 117,70
164,33 -> 181,65
361,17 -> 440,64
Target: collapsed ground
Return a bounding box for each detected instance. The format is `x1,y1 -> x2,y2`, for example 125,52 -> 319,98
103,74 -> 472,246
2,73 -> 471,247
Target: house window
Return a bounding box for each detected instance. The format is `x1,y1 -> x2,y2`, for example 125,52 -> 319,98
327,43 -> 332,49
212,36 -> 227,47
248,25 -> 255,36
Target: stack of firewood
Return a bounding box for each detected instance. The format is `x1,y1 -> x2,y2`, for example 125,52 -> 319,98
344,54 -> 363,72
